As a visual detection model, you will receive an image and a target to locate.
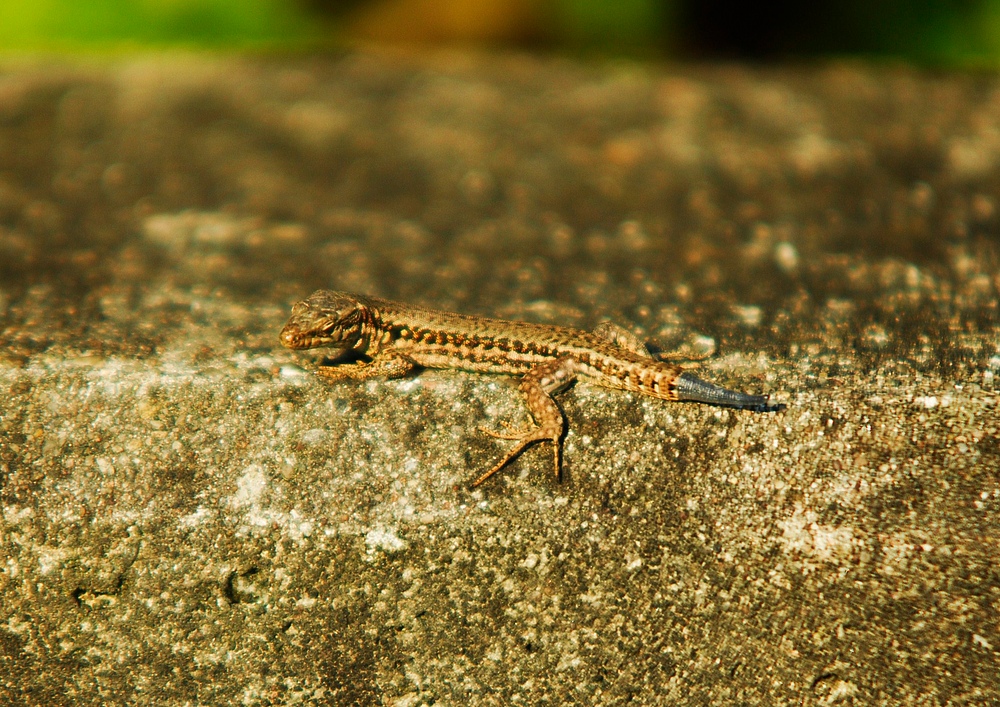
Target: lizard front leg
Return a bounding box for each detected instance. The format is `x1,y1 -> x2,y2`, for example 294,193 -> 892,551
316,352 -> 416,381
471,357 -> 575,488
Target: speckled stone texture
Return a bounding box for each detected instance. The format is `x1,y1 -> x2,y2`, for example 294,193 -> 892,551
0,53 -> 998,705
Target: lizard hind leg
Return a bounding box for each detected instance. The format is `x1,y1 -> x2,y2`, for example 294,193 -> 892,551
592,321 -> 653,358
470,358 -> 575,488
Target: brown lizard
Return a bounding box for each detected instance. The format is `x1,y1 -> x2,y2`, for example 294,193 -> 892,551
280,290 -> 783,487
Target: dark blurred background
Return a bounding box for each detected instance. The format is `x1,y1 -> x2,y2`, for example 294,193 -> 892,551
2,0 -> 1000,65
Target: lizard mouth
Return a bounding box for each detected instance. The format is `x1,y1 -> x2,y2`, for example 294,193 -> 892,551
279,325 -> 307,349
279,322 -> 348,350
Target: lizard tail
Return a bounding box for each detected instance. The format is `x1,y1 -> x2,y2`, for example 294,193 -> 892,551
674,372 -> 784,412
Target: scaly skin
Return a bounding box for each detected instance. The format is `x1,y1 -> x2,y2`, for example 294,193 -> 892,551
280,290 -> 783,487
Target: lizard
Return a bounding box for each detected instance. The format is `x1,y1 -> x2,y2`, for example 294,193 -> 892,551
279,290 -> 783,488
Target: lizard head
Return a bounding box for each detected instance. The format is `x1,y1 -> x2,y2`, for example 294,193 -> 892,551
279,290 -> 367,352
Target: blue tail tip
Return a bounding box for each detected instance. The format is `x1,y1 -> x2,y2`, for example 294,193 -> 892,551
675,371 -> 786,413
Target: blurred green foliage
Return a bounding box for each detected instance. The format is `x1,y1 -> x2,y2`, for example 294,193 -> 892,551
681,0 -> 1000,66
882,0 -> 1000,65
0,0 -> 321,48
1,0 -> 1000,66
552,0 -> 671,55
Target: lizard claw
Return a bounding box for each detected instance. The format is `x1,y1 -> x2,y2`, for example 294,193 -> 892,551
470,422 -> 564,488
477,420 -> 535,440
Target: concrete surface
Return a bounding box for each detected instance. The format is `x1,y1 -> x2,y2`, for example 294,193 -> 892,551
0,52 -> 998,705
